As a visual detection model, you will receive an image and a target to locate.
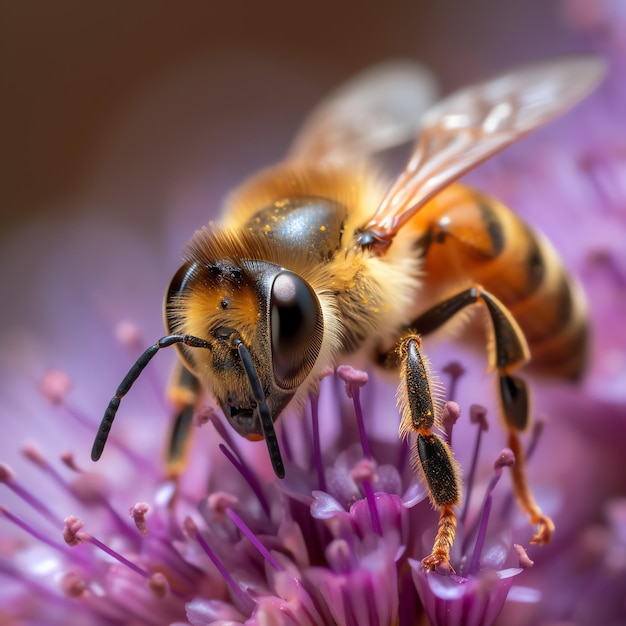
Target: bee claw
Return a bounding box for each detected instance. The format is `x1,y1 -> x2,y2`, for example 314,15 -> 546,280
421,553 -> 455,575
530,514 -> 555,545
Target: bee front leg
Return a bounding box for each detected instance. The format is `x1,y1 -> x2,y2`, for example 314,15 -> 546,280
165,361 -> 203,481
393,334 -> 461,573
410,285 -> 554,544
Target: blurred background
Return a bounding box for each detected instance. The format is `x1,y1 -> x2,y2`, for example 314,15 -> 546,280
3,0 -> 580,236
3,5 -> 626,624
1,0 -> 587,363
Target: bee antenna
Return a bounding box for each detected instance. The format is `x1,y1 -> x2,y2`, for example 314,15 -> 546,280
91,334 -> 212,463
234,339 -> 285,479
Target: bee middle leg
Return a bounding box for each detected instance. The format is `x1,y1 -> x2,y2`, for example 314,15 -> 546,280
404,285 -> 554,544
165,361 -> 203,481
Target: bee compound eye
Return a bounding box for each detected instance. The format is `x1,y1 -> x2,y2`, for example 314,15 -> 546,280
270,271 -> 323,389
164,262 -> 199,372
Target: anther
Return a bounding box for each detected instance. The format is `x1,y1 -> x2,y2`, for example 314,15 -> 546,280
443,362 -> 466,402
130,502 -> 150,536
514,543 -> 534,569
441,401 -> 461,443
337,365 -> 369,397
63,516 -> 87,546
0,463 -> 14,482
207,492 -> 239,521
149,572 -> 169,598
60,572 -> 87,598
39,369 -> 72,406
470,404 -> 489,431
115,320 -> 144,351
494,448 -> 516,471
327,539 -> 353,574
21,442 -> 47,467
61,452 -> 82,473
350,458 -> 377,484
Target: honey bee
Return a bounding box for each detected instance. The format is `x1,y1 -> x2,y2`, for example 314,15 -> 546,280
92,56 -> 605,571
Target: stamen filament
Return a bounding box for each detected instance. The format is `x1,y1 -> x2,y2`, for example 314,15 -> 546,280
0,506 -> 70,554
1,465 -> 59,527
185,517 -> 255,614
362,481 -> 383,537
22,445 -> 139,544
226,508 -> 284,571
209,409 -> 272,506
466,449 -> 515,575
337,367 -> 382,536
460,405 -> 489,526
349,379 -> 372,459
443,362 -> 465,403
310,393 -> 327,491
218,444 -> 270,518
87,534 -> 151,580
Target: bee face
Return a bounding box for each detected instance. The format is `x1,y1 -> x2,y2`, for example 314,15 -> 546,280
165,251 -> 324,439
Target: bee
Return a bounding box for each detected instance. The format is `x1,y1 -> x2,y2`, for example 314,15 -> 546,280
92,56 -> 605,571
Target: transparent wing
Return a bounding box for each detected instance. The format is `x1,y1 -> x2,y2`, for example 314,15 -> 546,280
361,55 -> 607,243
289,61 -> 438,163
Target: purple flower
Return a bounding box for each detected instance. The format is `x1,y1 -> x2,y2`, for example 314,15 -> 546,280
2,4 -> 626,625
1,345 -> 540,625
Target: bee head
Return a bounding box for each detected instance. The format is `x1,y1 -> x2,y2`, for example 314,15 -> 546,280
165,239 -> 324,451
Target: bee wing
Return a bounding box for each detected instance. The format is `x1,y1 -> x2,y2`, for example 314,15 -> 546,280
361,56 -> 607,242
289,61 -> 439,163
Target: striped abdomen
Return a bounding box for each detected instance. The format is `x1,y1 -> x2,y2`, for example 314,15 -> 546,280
414,184 -> 588,380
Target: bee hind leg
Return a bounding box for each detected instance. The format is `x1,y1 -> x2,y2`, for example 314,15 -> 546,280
506,407 -> 555,544
390,334 -> 462,573
409,285 -> 554,544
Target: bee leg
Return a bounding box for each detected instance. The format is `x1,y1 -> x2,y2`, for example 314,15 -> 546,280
410,285 -> 554,544
506,402 -> 555,544
165,361 -> 203,480
394,334 -> 461,573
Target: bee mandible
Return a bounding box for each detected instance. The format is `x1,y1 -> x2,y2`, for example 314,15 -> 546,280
92,56 -> 605,571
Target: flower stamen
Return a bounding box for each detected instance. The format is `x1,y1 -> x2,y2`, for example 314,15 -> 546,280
63,515 -> 178,599
443,361 -> 466,402
218,444 -> 271,518
60,451 -> 82,473
39,370 -> 147,470
460,405 -> 489,526
310,392 -> 327,491
1,505 -> 68,553
60,571 -> 88,598
338,365 -> 371,457
0,463 -> 59,527
24,445 -> 139,543
22,444 -> 135,541
130,502 -> 150,536
513,543 -> 535,569
466,448 -> 516,575
338,366 -> 383,537
440,400 -> 461,445
184,516 -> 255,614
115,321 -> 167,408
226,507 -> 284,572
